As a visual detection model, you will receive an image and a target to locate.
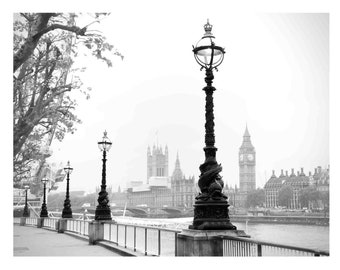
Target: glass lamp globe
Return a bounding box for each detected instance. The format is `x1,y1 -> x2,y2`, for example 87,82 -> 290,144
193,20 -> 225,70
41,178 -> 49,184
64,161 -> 73,174
98,130 -> 112,152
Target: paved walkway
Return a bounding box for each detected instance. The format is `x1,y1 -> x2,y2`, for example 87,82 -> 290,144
13,225 -> 122,256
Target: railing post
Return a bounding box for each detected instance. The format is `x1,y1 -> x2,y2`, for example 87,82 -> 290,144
19,217 -> 26,226
109,224 -> 112,241
125,225 -> 127,248
58,218 -> 67,233
88,221 -> 104,245
257,244 -> 262,257
175,232 -> 178,256
145,228 -> 147,256
158,229 -> 161,256
134,227 -> 136,252
37,217 -> 44,228
116,224 -> 119,245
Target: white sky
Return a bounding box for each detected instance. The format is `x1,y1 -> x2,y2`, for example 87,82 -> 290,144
42,9 -> 330,194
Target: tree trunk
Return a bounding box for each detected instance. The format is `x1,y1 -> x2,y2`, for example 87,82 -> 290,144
13,13 -> 54,73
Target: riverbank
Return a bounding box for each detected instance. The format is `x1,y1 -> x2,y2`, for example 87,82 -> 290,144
230,215 -> 329,226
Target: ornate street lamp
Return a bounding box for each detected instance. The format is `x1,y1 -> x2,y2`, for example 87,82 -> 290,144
62,161 -> 73,218
23,185 -> 30,217
95,131 -> 112,220
40,178 -> 49,218
190,20 -> 236,230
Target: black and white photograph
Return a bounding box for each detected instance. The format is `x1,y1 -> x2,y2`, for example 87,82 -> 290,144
5,0 -> 339,268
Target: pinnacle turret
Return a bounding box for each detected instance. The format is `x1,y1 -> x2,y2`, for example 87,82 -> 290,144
172,151 -> 183,179
240,125 -> 254,149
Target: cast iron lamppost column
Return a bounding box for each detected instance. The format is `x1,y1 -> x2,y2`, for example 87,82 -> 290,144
23,185 -> 30,217
95,131 -> 112,220
62,161 -> 73,218
190,20 -> 236,230
40,178 -> 49,218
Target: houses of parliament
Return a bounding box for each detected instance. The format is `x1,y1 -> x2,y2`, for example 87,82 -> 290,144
110,126 -> 328,210
111,126 -> 257,209
111,144 -> 196,208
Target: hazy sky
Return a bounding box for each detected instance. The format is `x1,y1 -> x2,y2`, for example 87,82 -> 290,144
40,9 -> 329,194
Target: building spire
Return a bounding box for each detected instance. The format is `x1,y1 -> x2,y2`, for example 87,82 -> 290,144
172,151 -> 183,179
175,151 -> 180,169
244,124 -> 250,137
240,124 -> 254,149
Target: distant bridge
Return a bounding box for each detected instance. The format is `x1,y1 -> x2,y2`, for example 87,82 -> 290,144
110,206 -> 187,217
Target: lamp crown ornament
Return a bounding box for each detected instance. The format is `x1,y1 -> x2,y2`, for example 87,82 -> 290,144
203,19 -> 213,37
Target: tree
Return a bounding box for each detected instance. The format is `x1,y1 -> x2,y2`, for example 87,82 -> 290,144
300,186 -> 321,209
47,191 -> 97,210
278,185 -> 293,208
246,188 -> 265,208
320,191 -> 329,208
13,13 -> 122,183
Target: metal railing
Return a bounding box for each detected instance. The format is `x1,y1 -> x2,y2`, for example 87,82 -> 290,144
13,217 -> 21,224
26,217 -> 38,226
102,222 -> 180,256
42,218 -> 59,230
65,219 -> 90,236
222,235 -> 329,256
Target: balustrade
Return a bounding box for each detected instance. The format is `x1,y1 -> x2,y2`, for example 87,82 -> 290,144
222,235 -> 328,256
13,213 -> 329,257
102,222 -> 180,256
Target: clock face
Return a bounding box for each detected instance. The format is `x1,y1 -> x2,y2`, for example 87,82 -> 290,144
239,154 -> 244,161
247,154 -> 254,161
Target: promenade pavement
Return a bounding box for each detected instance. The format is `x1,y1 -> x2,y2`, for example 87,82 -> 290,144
13,225 -> 122,256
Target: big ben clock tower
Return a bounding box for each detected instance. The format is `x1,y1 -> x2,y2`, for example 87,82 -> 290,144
239,125 -> 256,193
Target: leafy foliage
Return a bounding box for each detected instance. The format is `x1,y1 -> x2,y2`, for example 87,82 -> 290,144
277,185 -> 293,207
299,186 -> 322,208
246,188 -> 265,208
47,192 -> 97,210
13,13 -> 122,184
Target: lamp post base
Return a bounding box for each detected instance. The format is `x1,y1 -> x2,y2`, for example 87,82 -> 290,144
23,206 -> 29,217
61,208 -> 73,219
94,205 -> 112,221
40,203 -> 48,218
189,200 -> 236,230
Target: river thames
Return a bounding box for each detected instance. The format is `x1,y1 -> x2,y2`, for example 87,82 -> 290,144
115,216 -> 329,252
233,221 -> 329,252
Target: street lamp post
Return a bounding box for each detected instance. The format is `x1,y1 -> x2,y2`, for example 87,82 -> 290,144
40,178 -> 49,218
190,20 -> 236,230
62,161 -> 73,218
95,131 -> 112,220
23,185 -> 30,217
